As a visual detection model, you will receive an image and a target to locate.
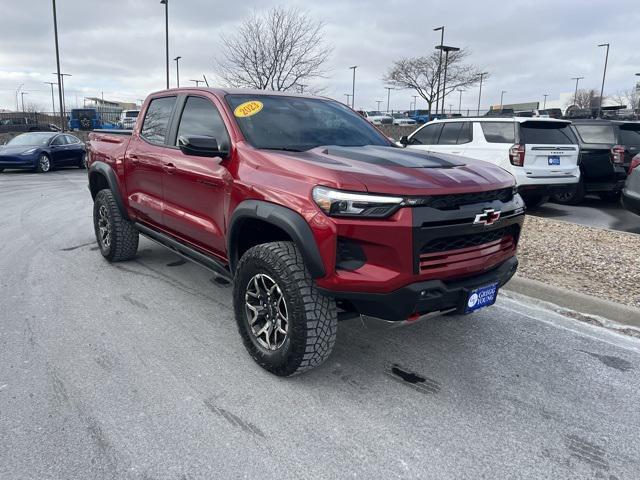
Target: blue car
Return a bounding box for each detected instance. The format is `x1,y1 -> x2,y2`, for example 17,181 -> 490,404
0,132 -> 86,173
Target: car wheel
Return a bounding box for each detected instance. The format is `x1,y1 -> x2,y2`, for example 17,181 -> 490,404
520,193 -> 549,209
36,154 -> 51,173
598,191 -> 621,202
551,180 -> 585,205
233,241 -> 338,376
93,189 -> 139,262
78,153 -> 87,169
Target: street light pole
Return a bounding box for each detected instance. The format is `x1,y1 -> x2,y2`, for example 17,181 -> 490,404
385,87 -> 393,113
174,56 -> 181,87
160,0 -> 169,89
376,100 -> 382,111
543,93 -> 549,109
190,79 -> 203,86
349,66 -> 357,109
457,89 -> 463,114
435,45 -> 460,117
44,82 -> 57,115
571,76 -> 584,108
477,72 -> 488,116
344,94 -> 351,106
500,90 -> 506,109
597,43 -> 610,118
412,95 -> 418,111
51,0 -> 66,131
433,26 -> 444,116
21,92 -> 28,113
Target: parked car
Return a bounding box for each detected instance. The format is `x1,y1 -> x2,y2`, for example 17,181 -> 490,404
0,116 -> 60,133
551,119 -> 640,204
118,109 -> 140,129
406,109 -> 432,124
537,108 -> 563,119
69,108 -> 102,130
389,113 -> 416,125
402,117 -> 580,207
357,110 -> 393,125
484,108 -> 515,117
0,131 -> 85,173
622,154 -> 640,216
87,88 -> 525,376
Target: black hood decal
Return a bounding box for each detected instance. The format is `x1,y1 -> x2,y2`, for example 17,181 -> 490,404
320,145 -> 465,168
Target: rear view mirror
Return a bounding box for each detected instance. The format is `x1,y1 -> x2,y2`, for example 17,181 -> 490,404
178,135 -> 228,158
399,135 -> 409,146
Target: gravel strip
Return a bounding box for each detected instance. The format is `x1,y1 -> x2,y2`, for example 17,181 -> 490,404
517,215 -> 640,309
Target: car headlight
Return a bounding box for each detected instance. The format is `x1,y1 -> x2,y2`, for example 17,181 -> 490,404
21,148 -> 38,155
312,186 -> 404,218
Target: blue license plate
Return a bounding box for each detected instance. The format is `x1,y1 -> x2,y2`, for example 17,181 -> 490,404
548,156 -> 560,165
465,282 -> 499,313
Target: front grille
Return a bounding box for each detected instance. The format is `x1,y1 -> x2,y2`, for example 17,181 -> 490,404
411,188 -> 513,211
418,226 -> 518,274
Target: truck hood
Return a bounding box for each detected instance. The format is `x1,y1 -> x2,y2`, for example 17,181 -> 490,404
271,145 -> 515,195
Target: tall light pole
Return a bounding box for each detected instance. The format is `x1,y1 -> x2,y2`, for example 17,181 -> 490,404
21,92 -> 28,113
412,95 -> 418,111
376,100 -> 382,111
190,79 -> 203,86
435,45 -> 460,117
477,72 -> 488,116
543,93 -> 549,109
434,26 -> 444,116
160,0 -> 169,89
15,84 -> 24,111
44,82 -> 58,114
173,56 -> 181,87
597,43 -> 610,118
571,76 -> 584,108
500,90 -> 507,109
385,86 -> 394,113
344,93 -> 351,106
51,0 -> 65,131
457,89 -> 463,114
349,66 -> 357,109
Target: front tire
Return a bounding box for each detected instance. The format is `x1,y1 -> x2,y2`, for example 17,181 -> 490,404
36,154 -> 51,173
93,189 -> 139,262
233,241 -> 338,376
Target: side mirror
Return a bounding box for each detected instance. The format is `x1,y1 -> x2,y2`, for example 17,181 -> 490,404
399,135 -> 410,146
178,135 -> 228,158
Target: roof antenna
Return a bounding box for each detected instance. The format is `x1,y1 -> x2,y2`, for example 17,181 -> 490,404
202,74 -> 209,87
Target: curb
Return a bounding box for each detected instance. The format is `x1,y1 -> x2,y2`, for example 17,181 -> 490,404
503,275 -> 640,328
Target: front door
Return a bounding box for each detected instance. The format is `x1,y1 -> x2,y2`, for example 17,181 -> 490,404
124,95 -> 177,227
161,95 -> 232,258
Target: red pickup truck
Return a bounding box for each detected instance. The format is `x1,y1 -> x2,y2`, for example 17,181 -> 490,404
87,88 -> 525,376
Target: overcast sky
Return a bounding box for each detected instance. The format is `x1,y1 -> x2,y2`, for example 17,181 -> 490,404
1,0 -> 639,112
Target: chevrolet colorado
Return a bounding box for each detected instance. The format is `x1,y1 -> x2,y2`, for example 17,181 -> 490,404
87,88 -> 525,376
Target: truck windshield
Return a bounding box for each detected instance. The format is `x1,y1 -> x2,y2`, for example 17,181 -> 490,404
226,95 -> 390,151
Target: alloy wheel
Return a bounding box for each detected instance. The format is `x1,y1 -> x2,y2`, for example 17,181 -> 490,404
39,155 -> 50,172
245,273 -> 289,350
97,204 -> 111,249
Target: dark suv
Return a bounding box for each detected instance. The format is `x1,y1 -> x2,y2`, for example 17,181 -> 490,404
552,119 -> 640,204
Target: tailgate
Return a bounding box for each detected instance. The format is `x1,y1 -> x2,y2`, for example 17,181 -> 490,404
520,121 -> 578,177
617,124 -> 640,168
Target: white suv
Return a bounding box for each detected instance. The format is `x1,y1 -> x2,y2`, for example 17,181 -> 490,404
402,117 -> 580,207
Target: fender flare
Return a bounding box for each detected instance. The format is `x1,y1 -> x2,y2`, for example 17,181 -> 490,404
228,200 -> 326,279
88,161 -> 129,220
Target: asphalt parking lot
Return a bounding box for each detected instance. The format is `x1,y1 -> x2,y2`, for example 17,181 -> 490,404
530,196 -> 640,234
2,170 -> 640,480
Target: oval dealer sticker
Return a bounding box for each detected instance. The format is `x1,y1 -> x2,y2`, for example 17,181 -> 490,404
234,100 -> 263,118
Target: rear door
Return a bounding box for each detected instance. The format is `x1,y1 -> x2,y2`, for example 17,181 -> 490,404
49,134 -> 71,165
468,121 -> 515,171
571,123 -> 616,182
161,94 -> 232,257
64,134 -> 84,164
519,121 -> 579,178
124,95 -> 177,227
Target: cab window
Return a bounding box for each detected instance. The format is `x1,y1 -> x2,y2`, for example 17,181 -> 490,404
141,96 -> 177,144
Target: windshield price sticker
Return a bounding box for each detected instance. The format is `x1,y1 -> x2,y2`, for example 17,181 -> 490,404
234,101 -> 264,118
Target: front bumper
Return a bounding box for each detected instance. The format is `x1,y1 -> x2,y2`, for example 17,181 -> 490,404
321,256 -> 518,321
0,155 -> 37,169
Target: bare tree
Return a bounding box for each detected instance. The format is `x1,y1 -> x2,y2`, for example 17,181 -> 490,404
383,50 -> 484,115
612,87 -> 640,111
216,7 -> 331,91
567,88 -> 602,109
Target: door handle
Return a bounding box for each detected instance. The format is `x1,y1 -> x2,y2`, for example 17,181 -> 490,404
130,154 -> 139,164
163,162 -> 176,173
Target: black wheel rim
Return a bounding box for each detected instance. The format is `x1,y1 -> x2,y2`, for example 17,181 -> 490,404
97,204 -> 111,249
244,273 -> 289,350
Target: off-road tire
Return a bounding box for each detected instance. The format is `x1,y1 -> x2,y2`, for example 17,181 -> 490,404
521,193 -> 549,209
36,154 -> 51,173
233,241 -> 338,376
551,179 -> 585,205
93,189 -> 139,262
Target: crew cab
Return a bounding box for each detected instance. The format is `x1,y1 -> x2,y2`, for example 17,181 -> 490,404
401,117 -> 580,207
87,88 -> 525,376
552,119 -> 640,204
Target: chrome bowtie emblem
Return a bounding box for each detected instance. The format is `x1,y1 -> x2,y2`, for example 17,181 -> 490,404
473,208 -> 501,226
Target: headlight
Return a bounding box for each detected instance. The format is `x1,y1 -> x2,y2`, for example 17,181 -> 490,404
312,186 -> 404,218
21,148 -> 38,155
